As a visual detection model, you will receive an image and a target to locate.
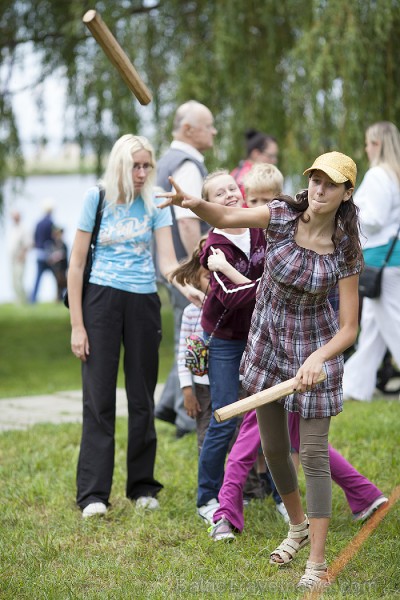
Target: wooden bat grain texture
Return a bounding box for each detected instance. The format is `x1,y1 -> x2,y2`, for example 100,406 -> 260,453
82,10 -> 152,105
214,370 -> 327,423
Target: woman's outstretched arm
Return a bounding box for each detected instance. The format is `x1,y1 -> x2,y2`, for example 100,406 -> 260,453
157,177 -> 270,230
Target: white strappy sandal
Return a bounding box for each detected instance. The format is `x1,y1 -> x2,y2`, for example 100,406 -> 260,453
269,515 -> 309,566
297,560 -> 331,589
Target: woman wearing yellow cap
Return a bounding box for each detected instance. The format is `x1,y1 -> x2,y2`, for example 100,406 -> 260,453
158,151 -> 363,590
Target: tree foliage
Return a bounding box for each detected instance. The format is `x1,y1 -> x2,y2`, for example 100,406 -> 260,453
1,0 -> 400,205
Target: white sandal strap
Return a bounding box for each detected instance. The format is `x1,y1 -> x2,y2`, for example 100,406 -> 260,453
288,515 -> 309,538
306,560 -> 327,570
297,561 -> 330,589
271,540 -> 301,563
270,520 -> 310,565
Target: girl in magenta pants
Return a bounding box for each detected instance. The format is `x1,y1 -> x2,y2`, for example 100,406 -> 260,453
212,409 -> 386,533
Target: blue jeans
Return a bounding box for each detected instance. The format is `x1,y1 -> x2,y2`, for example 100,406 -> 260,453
197,335 -> 247,507
30,258 -> 52,303
264,470 -> 283,504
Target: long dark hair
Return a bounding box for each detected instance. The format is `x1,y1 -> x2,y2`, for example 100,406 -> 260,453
245,129 -> 277,157
279,179 -> 363,269
170,236 -> 208,288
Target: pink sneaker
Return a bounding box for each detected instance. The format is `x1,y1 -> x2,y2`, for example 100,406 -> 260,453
352,495 -> 388,522
209,517 -> 235,542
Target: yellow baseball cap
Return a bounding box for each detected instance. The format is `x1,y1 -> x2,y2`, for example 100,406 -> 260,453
303,151 -> 357,188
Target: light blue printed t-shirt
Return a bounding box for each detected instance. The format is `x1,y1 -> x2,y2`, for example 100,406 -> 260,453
78,186 -> 172,294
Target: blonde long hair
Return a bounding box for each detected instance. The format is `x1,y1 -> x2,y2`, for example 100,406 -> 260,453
366,121 -> 400,184
100,134 -> 156,213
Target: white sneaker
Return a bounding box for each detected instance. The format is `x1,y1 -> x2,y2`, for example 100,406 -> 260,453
136,496 -> 160,510
197,498 -> 220,525
209,517 -> 236,542
276,501 -> 290,523
82,502 -> 107,519
352,495 -> 388,522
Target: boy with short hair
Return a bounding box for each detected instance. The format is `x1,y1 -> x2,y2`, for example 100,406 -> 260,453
243,163 -> 284,207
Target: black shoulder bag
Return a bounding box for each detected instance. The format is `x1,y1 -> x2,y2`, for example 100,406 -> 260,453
359,223 -> 400,299
63,186 -> 105,308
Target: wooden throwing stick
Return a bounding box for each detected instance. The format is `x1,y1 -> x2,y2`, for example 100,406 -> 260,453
214,370 -> 327,423
83,10 -> 152,105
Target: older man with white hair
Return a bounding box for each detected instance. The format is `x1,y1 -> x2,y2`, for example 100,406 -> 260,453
156,100 -> 217,437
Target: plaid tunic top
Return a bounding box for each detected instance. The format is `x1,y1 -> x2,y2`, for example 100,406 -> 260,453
240,200 -> 362,418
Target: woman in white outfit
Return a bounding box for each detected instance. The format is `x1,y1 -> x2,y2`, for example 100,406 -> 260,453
343,121 -> 400,401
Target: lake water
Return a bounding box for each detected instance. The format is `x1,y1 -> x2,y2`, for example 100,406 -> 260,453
1,172 -> 296,304
1,174 -> 98,304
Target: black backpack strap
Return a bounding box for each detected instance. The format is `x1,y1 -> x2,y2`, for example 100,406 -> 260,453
90,185 -> 105,248
382,222 -> 400,267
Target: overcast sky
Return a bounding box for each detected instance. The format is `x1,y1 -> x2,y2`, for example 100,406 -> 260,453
9,56 -> 156,158
6,47 -> 69,156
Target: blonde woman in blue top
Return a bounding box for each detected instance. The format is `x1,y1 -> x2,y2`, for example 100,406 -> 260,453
68,134 -> 202,519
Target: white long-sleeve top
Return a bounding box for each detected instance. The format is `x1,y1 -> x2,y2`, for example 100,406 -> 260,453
169,140 -> 204,221
355,165 -> 400,248
178,303 -> 209,388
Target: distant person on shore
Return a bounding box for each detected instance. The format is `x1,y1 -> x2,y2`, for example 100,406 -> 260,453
8,209 -> 30,303
46,226 -> 68,302
30,200 -> 56,303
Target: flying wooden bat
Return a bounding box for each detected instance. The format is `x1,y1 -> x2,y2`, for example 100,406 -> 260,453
214,370 -> 327,423
82,10 -> 152,105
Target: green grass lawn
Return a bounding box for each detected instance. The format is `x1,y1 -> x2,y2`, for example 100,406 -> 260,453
0,400 -> 399,599
0,302 -> 399,598
0,288 -> 174,398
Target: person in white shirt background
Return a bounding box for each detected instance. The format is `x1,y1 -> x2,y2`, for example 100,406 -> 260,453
343,121 -> 400,401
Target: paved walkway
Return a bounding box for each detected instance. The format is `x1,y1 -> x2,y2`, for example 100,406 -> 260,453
1,383 -> 398,433
0,385 -> 164,432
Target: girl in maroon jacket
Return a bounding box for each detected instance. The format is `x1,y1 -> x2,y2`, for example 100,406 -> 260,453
193,170 -> 266,526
